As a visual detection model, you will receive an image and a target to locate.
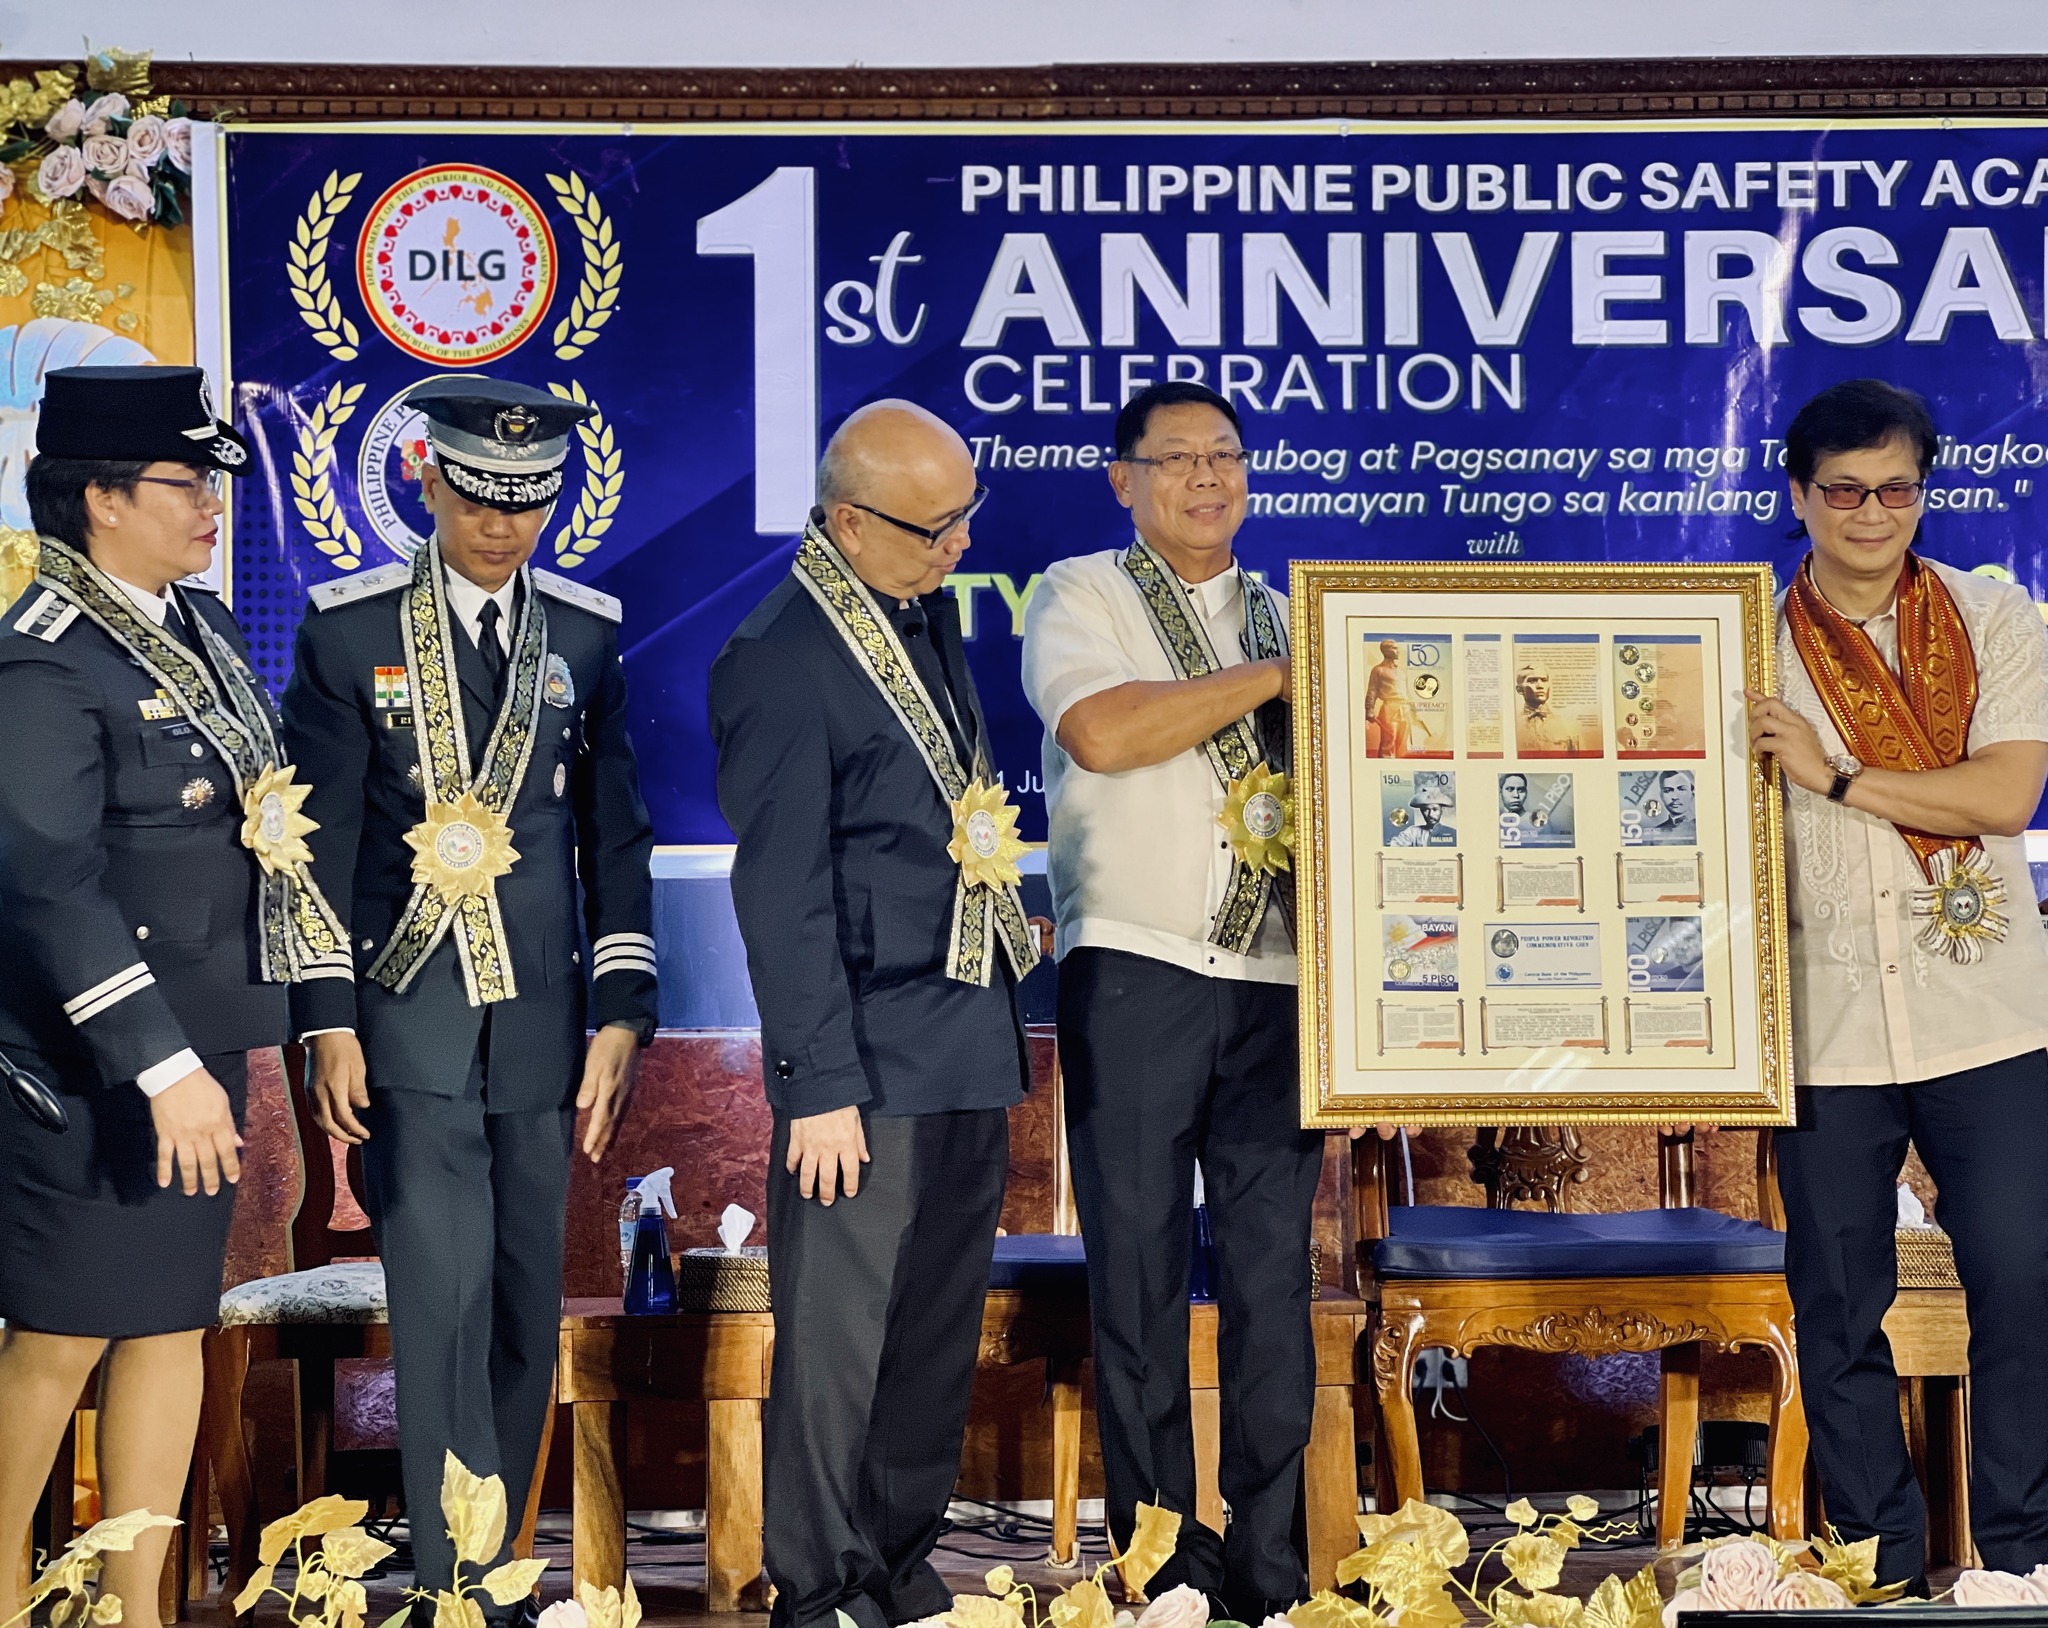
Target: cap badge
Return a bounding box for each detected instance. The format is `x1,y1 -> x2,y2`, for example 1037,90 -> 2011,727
494,405 -> 542,445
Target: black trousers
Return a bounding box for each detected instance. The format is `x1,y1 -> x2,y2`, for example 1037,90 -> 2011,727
1777,1049 -> 2048,1583
763,1107 -> 1009,1628
1058,948 -> 1325,1614
360,1047 -> 573,1602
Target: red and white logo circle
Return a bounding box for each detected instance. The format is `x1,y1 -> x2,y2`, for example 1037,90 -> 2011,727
356,165 -> 557,365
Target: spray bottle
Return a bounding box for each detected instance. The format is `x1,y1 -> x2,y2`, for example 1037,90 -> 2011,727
624,1166 -> 678,1315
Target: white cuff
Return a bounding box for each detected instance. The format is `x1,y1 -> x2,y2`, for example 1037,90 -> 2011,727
136,1048 -> 203,1098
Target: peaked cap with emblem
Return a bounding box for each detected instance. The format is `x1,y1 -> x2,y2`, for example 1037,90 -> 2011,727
35,365 -> 250,473
406,376 -> 596,514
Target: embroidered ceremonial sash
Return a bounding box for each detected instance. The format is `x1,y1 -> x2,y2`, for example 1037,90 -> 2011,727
366,541 -> 548,1004
790,520 -> 1038,987
31,538 -> 352,983
1119,536 -> 1291,954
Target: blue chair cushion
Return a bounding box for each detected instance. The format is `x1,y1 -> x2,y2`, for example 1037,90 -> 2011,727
1372,1205 -> 1784,1280
990,1233 -> 1088,1290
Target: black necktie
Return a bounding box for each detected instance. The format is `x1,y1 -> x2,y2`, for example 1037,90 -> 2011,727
477,600 -> 506,699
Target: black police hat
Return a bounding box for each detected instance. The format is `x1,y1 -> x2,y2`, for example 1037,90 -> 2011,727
405,376 -> 596,513
35,366 -> 249,473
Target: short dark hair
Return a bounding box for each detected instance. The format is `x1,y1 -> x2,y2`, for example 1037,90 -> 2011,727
1114,381 -> 1243,462
1784,379 -> 1938,485
25,455 -> 152,551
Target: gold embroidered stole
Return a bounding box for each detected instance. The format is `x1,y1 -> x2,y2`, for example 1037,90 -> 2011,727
365,543 -> 547,1004
31,538 -> 351,982
1118,537 -> 1290,954
790,521 -> 1038,987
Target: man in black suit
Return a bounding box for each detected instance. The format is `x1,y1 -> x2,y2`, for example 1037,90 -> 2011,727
709,401 -> 1035,1628
280,378 -> 657,1609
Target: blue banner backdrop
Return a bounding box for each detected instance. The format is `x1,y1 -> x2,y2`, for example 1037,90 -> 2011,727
216,120 -> 2048,842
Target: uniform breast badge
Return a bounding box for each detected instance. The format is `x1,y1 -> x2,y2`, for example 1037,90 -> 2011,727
1911,846 -> 2010,965
404,791 -> 520,902
947,779 -> 1028,890
239,764 -> 321,874
180,776 -> 216,810
1218,760 -> 1295,876
543,653 -> 575,708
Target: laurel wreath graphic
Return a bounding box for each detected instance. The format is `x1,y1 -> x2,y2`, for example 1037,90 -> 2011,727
546,381 -> 623,569
292,381 -> 368,571
286,170 -> 364,360
545,171 -> 621,360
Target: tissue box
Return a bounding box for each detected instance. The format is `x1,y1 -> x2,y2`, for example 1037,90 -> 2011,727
678,1245 -> 771,1312
1895,1228 -> 1959,1289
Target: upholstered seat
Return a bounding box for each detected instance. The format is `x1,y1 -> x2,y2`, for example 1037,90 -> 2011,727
216,1259 -> 388,1326
1374,1204 -> 1785,1280
988,1232 -> 1086,1289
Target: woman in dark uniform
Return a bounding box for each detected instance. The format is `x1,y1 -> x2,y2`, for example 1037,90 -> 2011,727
0,368 -> 349,1626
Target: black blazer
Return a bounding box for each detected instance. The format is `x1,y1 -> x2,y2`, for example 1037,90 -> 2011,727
281,561 -> 657,1113
0,584 -> 288,1087
709,572 -> 1027,1119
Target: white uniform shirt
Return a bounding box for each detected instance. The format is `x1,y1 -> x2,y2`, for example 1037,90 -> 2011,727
1021,547 -> 1294,985
1778,556 -> 2048,1085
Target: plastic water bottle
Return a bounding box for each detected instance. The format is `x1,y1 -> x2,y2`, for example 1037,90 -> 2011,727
624,1167 -> 678,1315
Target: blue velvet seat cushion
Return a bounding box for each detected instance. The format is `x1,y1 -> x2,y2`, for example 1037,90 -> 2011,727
989,1233 -> 1088,1289
1372,1205 -> 1784,1280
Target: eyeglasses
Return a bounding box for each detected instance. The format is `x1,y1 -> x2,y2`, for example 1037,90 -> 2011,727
1121,449 -> 1251,478
137,471 -> 228,506
850,484 -> 988,549
1810,480 -> 1924,511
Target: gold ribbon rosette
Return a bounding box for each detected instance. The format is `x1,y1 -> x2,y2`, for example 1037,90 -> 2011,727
239,763 -> 319,875
404,791 -> 521,903
948,778 -> 1029,890
1218,759 -> 1295,876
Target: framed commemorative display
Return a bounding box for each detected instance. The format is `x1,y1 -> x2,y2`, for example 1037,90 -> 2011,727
1292,562 -> 1793,1127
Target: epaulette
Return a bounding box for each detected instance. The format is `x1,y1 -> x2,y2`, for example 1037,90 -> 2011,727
10,587 -> 79,643
309,561 -> 410,612
533,568 -> 621,623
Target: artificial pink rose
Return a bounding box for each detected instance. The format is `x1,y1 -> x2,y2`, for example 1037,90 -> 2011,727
1659,1586 -> 1705,1628
1133,1586 -> 1209,1628
44,98 -> 85,141
1953,1570 -> 2048,1606
163,116 -> 193,174
125,114 -> 167,168
37,144 -> 86,199
1761,1573 -> 1851,1610
1697,1540 -> 1779,1610
101,173 -> 153,223
80,92 -> 129,134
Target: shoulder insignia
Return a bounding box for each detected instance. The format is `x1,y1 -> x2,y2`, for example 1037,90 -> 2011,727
11,588 -> 79,643
532,568 -> 621,624
309,561 -> 410,612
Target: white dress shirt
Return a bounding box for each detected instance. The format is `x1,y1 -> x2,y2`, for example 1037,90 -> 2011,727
1022,546 -> 1294,985
1779,556 -> 2048,1085
107,573 -> 206,1097
442,563 -> 518,655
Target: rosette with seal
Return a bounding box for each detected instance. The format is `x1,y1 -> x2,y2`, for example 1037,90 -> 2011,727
947,778 -> 1028,891
1911,845 -> 2010,965
1218,759 -> 1295,876
239,763 -> 320,874
403,791 -> 521,903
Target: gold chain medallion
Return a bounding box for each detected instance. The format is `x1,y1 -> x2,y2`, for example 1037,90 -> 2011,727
948,778 -> 1028,891
404,791 -> 520,904
1219,759 -> 1295,876
239,762 -> 320,875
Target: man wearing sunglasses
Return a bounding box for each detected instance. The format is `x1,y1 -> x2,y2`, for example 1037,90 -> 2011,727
710,400 -> 1032,1628
1748,378 -> 2048,1592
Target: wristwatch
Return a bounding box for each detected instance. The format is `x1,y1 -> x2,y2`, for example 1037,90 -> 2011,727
1825,752 -> 1864,803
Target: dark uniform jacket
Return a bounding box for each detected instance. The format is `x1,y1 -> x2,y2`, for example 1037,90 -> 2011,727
281,560 -> 657,1113
0,583 -> 288,1087
709,573 -> 1027,1120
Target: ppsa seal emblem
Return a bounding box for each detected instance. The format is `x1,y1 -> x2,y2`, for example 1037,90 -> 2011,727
356,165 -> 557,366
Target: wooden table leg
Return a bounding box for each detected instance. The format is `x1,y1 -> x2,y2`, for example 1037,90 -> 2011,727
1048,1355 -> 1083,1569
571,1400 -> 626,1595
1656,1343 -> 1701,1550
706,1400 -> 764,1614
1191,1389 -> 1223,1534
1305,1383 -> 1358,1593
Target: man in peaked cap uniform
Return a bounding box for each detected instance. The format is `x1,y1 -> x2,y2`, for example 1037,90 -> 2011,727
280,377 -> 658,1611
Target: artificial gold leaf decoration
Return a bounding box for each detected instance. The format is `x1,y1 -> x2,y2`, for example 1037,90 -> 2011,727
406,794 -> 520,905
260,1495 -> 368,1565
1116,1501 -> 1181,1596
1504,1498 -> 1539,1528
480,1557 -> 551,1606
440,1450 -> 509,1569
949,778 -> 1029,891
1502,1534 -> 1566,1593
1810,1528 -> 1907,1604
1217,760 -> 1294,876
434,1589 -> 487,1628
241,762 -> 321,875
1048,1578 -> 1115,1628
322,1526 -> 397,1580
1357,1498 -> 1471,1569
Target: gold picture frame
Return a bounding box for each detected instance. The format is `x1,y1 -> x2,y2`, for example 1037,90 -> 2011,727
1292,561 -> 1792,1127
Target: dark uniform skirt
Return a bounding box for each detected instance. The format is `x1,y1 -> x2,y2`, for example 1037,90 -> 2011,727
0,1047 -> 249,1338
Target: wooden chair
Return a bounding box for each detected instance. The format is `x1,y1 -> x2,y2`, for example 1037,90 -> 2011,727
201,1046 -> 552,1611
1356,1128 -> 1807,1548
